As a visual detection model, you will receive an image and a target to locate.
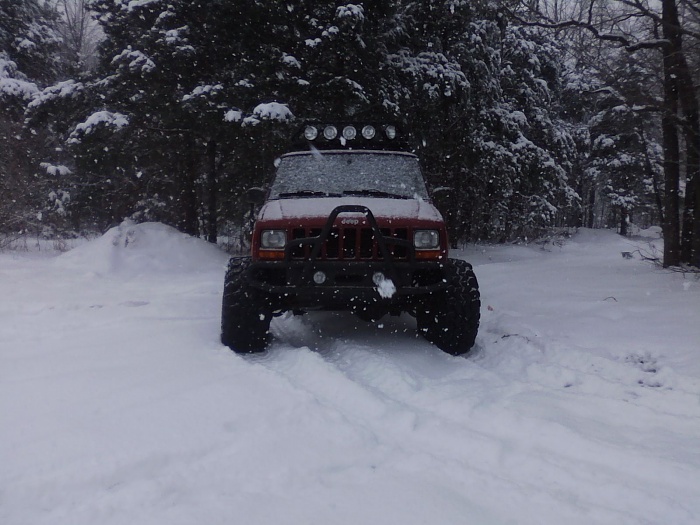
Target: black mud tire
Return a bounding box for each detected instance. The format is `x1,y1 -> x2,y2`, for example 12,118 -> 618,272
221,257 -> 274,353
417,258 -> 480,356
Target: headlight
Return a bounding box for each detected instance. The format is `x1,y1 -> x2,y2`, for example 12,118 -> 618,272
261,230 -> 287,249
414,230 -> 439,249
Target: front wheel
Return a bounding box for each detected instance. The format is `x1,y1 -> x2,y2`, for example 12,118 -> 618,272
221,257 -> 274,353
416,258 -> 480,356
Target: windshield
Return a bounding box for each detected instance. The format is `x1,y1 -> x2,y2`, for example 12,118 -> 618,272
269,151 -> 429,200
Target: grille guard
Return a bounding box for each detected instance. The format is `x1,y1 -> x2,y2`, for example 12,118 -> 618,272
285,205 -> 414,287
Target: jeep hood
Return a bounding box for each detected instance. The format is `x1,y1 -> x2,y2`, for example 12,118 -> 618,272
258,197 -> 443,223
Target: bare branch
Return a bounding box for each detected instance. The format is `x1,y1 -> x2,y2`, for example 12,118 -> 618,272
509,10 -> 668,52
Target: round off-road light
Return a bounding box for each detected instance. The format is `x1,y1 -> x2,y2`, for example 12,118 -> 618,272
304,125 -> 318,140
323,125 -> 338,140
385,125 -> 397,140
361,125 -> 376,139
372,272 -> 385,285
313,271 -> 327,284
342,125 -> 357,140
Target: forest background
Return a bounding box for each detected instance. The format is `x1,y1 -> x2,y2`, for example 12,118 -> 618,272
1,0 -> 699,267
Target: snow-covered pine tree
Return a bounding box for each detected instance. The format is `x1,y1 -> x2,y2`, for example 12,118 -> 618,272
61,0 -> 300,237
381,1 -> 579,242
24,0 -> 584,243
588,97 -> 661,235
1,0 -> 64,237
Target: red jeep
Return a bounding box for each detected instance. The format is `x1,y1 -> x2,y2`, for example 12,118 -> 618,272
221,124 -> 480,355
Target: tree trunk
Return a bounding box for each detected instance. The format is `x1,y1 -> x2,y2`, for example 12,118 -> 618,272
206,140 -> 218,244
619,209 -> 628,237
661,66 -> 681,265
180,138 -> 199,236
586,183 -> 595,228
662,0 -> 700,266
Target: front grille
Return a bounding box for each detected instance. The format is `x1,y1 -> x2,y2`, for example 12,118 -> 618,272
290,227 -> 409,260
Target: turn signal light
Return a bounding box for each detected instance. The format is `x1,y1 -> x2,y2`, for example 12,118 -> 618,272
415,250 -> 442,260
258,250 -> 285,260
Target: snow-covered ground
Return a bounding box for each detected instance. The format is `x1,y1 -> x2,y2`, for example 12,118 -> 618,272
1,222 -> 699,525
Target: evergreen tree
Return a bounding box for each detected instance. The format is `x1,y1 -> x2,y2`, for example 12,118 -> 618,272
20,0 -> 592,245
1,0 -> 63,237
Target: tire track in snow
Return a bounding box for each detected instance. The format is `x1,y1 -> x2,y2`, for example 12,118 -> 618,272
264,310 -> 700,525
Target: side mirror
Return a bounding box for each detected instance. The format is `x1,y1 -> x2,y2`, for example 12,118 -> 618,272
246,187 -> 266,206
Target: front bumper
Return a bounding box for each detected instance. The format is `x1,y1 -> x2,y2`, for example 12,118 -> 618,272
249,259 -> 447,309
249,204 -> 448,309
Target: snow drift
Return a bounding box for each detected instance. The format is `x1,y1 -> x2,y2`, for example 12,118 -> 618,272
55,220 -> 228,275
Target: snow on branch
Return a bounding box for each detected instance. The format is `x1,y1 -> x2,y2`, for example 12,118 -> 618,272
336,4 -> 365,21
281,53 -> 301,69
68,111 -> 129,143
235,103 -> 294,127
181,84 -> 223,103
0,76 -> 39,101
0,53 -> 38,101
124,0 -> 161,12
251,102 -> 294,121
224,109 -> 243,123
112,48 -> 156,74
40,163 -> 72,176
26,80 -> 84,110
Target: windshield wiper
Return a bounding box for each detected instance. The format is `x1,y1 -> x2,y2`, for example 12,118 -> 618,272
278,190 -> 342,198
342,189 -> 409,199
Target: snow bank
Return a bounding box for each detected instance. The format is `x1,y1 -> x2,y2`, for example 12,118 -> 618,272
55,220 -> 227,275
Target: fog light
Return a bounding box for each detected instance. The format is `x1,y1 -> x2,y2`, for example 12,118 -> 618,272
372,272 -> 385,285
313,271 -> 327,284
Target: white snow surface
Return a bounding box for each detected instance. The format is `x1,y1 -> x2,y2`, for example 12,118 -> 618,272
1,223 -> 699,525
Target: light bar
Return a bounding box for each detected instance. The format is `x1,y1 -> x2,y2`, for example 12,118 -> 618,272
301,123 -> 398,142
